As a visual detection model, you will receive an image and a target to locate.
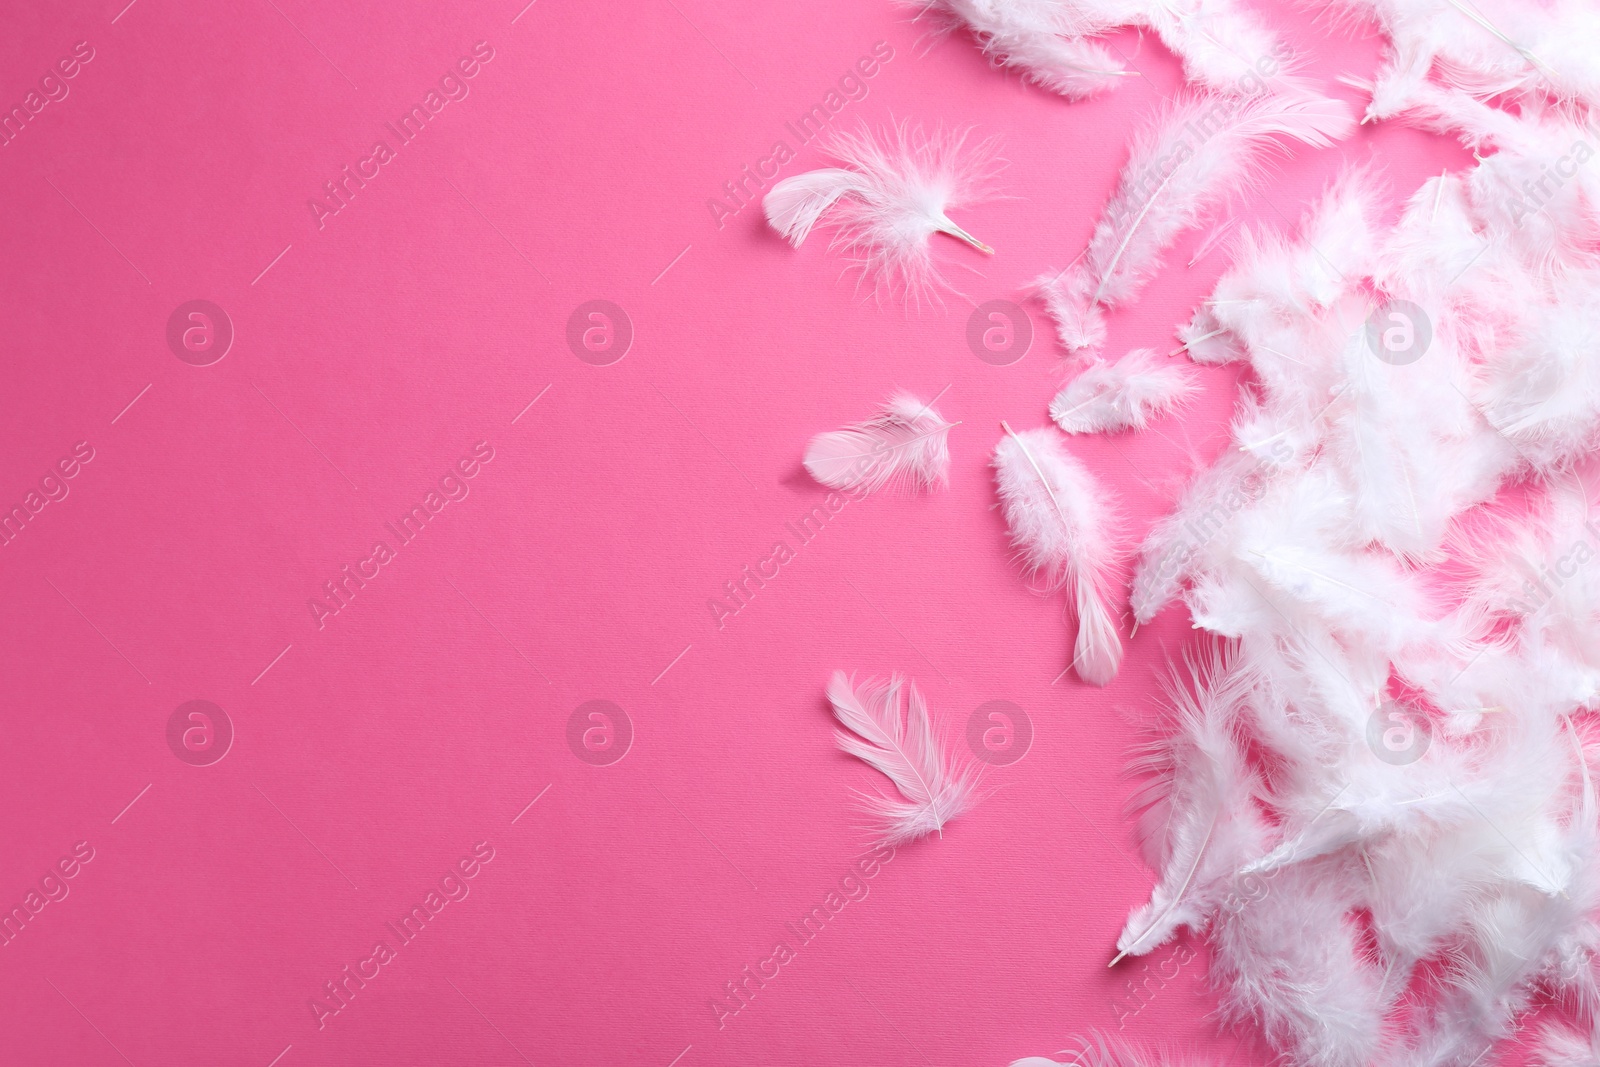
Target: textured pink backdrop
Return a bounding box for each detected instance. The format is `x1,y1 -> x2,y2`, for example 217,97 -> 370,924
0,1 -> 1466,1064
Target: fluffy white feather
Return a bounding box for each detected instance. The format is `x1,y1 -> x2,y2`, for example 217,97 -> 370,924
804,393 -> 956,494
764,123 -> 1002,301
917,0 -> 1132,100
1333,0 -> 1600,123
993,424 -> 1123,684
1038,89 -> 1353,354
922,0 -> 1287,98
1117,644 -> 1266,962
1050,348 -> 1197,433
827,671 -> 977,843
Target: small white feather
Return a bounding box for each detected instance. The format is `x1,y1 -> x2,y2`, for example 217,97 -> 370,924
1050,348 -> 1197,433
764,123 -> 1002,301
804,393 -> 956,494
917,0 -> 1132,100
827,671 -> 977,844
993,424 -> 1123,685
1037,89 -> 1353,354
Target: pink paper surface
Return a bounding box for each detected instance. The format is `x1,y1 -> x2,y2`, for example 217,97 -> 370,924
0,1 -> 1467,1064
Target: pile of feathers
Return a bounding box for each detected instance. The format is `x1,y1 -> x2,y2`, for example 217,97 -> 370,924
768,2 -> 1600,1065
1083,37 -> 1600,1067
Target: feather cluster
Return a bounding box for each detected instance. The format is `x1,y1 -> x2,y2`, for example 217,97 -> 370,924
1038,88 -> 1353,355
993,425 -> 1123,685
1331,0 -> 1600,124
827,671 -> 977,843
919,0 -> 1287,98
804,393 -> 956,494
764,123 -> 1002,302
1050,348 -> 1196,433
1110,86 -> 1600,1067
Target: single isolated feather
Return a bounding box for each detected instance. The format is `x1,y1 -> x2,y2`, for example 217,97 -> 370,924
993,423 -> 1123,684
1050,348 -> 1197,433
1037,89 -> 1353,354
764,122 -> 1003,301
804,393 -> 957,494
827,671 -> 977,844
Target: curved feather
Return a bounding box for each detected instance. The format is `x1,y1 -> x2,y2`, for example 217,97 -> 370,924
992,424 -> 1124,685
827,671 -> 977,844
917,0 -> 1131,100
804,393 -> 956,494
1050,348 -> 1197,433
763,123 -> 1003,301
1037,89 -> 1353,354
764,168 -> 875,246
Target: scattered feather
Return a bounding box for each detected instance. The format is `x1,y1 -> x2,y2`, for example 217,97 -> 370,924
827,671 -> 978,844
764,122 -> 1003,302
804,393 -> 956,494
1037,89 -> 1353,354
1050,348 -> 1197,433
993,424 -> 1123,684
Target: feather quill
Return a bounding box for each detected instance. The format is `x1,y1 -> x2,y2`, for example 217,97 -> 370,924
1037,90 -> 1353,354
764,123 -> 1002,301
993,423 -> 1123,684
827,671 -> 977,844
804,393 -> 956,494
1050,348 -> 1197,433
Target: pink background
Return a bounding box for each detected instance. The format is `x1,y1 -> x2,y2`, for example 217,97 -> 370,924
0,1 -> 1465,1064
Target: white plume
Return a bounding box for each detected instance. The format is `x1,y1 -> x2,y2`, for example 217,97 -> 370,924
920,0 -> 1288,98
827,671 -> 978,844
1332,0 -> 1600,123
804,393 -> 956,494
916,0 -> 1131,100
1050,348 -> 1197,433
1117,644 -> 1267,963
1037,89 -> 1353,354
764,123 -> 1002,302
992,424 -> 1123,685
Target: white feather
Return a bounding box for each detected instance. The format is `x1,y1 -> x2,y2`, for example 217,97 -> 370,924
827,671 -> 977,844
1037,89 -> 1353,354
1050,348 -> 1197,433
764,123 -> 1002,302
917,0 -> 1132,100
993,424 -> 1123,685
804,393 -> 956,494
1117,643 -> 1267,962
921,0 -> 1287,97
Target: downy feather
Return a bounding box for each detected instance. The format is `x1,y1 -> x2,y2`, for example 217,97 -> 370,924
916,0 -> 1131,100
764,123 -> 1002,302
1037,89 -> 1353,354
993,424 -> 1123,684
1050,348 -> 1197,433
827,671 -> 977,844
1118,643 -> 1267,961
804,393 -> 956,494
